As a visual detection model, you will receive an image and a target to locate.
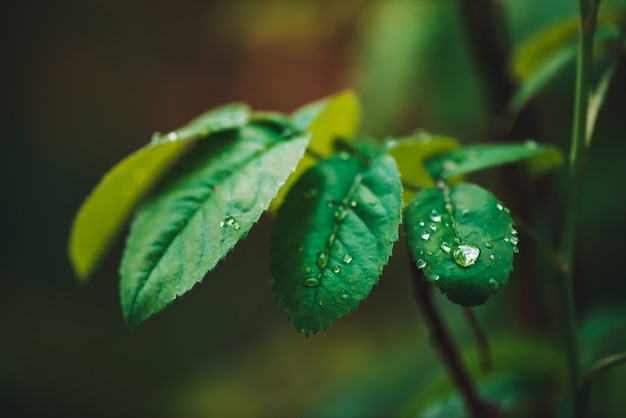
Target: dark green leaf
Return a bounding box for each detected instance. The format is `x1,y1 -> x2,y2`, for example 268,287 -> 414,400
405,184 -> 517,306
580,303 -> 626,385
401,337 -> 566,417
426,141 -> 563,180
120,123 -> 309,328
270,153 -> 402,335
70,103 -> 250,281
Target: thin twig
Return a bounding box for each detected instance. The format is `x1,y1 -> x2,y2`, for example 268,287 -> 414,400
461,307 -> 492,373
410,257 -> 502,418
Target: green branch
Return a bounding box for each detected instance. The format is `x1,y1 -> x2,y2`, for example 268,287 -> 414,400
559,1 -> 601,416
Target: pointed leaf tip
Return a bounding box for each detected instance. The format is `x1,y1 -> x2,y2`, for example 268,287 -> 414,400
120,122 -> 309,327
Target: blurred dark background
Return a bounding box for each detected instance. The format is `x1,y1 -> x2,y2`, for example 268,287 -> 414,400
1,0 -> 625,416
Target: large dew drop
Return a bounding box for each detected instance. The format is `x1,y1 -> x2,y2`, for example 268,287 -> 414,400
416,258 -> 427,269
342,254 -> 353,264
453,243 -> 481,267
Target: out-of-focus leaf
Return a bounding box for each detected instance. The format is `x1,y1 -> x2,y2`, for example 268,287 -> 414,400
510,14 -> 623,113
581,303 -> 626,385
587,60 -> 619,145
69,103 -> 250,281
270,154 -> 402,335
426,141 -> 563,180
120,122 -> 309,328
405,184 -> 517,306
400,337 -> 567,417
270,90 -> 360,212
386,133 -> 460,204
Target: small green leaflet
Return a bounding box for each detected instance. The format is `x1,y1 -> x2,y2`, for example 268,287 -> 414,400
426,141 -> 563,180
270,153 -> 402,335
120,122 -> 309,328
69,103 -> 250,281
405,183 -> 517,306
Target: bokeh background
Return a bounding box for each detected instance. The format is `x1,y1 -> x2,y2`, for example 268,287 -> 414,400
1,0 -> 626,416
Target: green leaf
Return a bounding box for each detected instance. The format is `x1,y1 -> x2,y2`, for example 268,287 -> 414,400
270,91 -> 360,212
270,153 -> 402,335
510,15 -> 623,113
426,141 -> 563,180
385,132 -> 460,204
69,103 -> 250,281
401,337 -> 566,417
120,122 -> 309,328
586,60 -> 618,145
580,303 -> 626,385
405,183 -> 517,306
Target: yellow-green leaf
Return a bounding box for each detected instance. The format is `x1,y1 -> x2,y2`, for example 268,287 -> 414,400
69,103 -> 250,281
270,90 -> 360,212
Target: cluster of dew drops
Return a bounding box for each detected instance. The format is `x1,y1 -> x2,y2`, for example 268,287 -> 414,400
414,201 -> 519,295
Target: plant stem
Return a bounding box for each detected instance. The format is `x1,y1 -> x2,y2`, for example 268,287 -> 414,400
410,259 -> 501,417
461,307 -> 492,373
559,0 -> 601,415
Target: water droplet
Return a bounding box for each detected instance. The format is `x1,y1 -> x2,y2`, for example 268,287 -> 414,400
302,277 -> 319,287
488,278 -> 500,295
511,228 -> 518,236
167,131 -> 178,141
503,236 -> 510,242
151,131 -> 162,143
339,152 -> 350,160
342,254 -> 353,264
419,220 -> 426,227
430,210 -> 442,223
305,266 -> 312,274
445,203 -> 453,212
489,253 -> 495,260
304,189 -> 318,199
335,208 -> 348,222
370,200 -> 378,206
429,223 -> 437,231
513,246 -> 520,254
426,250 -> 433,256
453,243 -> 481,267
220,216 -> 240,229
413,200 -> 420,207
433,274 -> 440,281
496,203 -> 504,211
461,209 -> 469,218
316,252 -> 328,269
421,231 -> 430,240
332,265 -> 341,274
318,300 -> 324,306
350,200 -> 357,208
440,242 -> 452,253
416,258 -> 427,269
510,235 -> 519,245
298,246 -> 304,253
340,289 -> 348,299
525,140 -> 538,150
485,242 -> 493,249
444,222 -> 450,227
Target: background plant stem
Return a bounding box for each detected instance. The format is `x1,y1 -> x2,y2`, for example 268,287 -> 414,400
410,260 -> 501,418
560,0 -> 601,416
